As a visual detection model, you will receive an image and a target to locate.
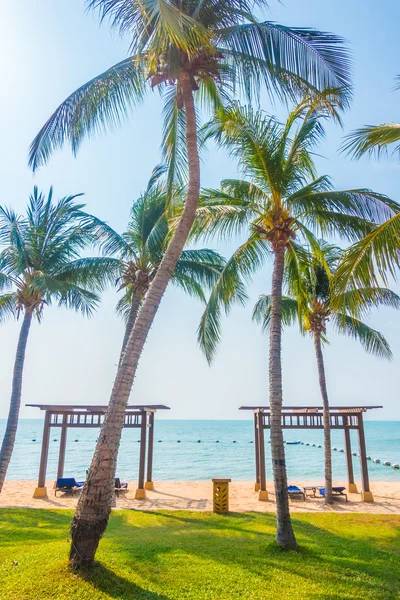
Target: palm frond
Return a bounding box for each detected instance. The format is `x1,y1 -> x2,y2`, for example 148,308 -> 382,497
88,0 -> 214,56
172,272 -> 206,302
173,248 -> 226,290
116,289 -> 137,324
342,123 -> 400,159
161,84 -> 190,197
197,236 -> 269,362
252,294 -> 298,331
335,287 -> 400,320
29,57 -> 147,170
332,214 -> 400,291
289,188 -> 399,224
0,294 -> 18,322
218,22 -> 352,101
333,313 -> 392,360
55,257 -> 121,291
190,188 -> 255,241
56,283 -> 100,316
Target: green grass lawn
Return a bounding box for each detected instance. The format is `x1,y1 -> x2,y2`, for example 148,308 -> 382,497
0,510 -> 399,599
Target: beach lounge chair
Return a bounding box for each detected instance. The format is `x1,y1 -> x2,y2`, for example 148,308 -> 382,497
115,478 -> 128,495
54,478 -> 84,496
318,486 -> 348,502
288,485 -> 305,501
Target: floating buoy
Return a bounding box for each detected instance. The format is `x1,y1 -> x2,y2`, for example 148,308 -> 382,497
312,444 -> 316,447
32,439 -> 36,442
352,452 -> 357,456
300,442 -> 304,445
233,440 -> 236,443
197,440 -> 201,443
373,458 -> 380,464
158,440 -> 162,443
249,441 -> 253,444
137,440 -> 140,443
392,464 -> 399,469
74,440 -> 78,442
177,440 -> 181,443
333,447 -> 337,451
306,443 -> 310,446
216,441 -> 220,443
366,456 -> 371,460
383,461 -> 391,467
339,448 -> 344,453
317,444 -> 322,448
53,439 -> 57,442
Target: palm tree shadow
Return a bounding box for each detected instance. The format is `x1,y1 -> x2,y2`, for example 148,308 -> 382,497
78,563 -> 171,599
107,511 -> 400,598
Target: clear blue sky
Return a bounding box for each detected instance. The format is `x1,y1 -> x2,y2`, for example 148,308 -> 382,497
0,0 -> 399,420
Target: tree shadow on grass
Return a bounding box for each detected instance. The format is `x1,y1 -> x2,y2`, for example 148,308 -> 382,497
106,511 -> 400,599
0,508 -> 71,545
78,563 -> 171,600
132,509 -> 265,537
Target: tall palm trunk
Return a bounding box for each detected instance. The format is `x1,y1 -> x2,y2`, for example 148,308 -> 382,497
313,331 -> 333,504
0,309 -> 33,491
269,244 -> 297,548
69,71 -> 200,567
118,291 -> 143,365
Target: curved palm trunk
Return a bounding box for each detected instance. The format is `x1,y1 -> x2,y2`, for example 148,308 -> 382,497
0,309 -> 33,492
269,245 -> 297,548
118,291 -> 143,365
69,71 -> 200,567
313,331 -> 333,504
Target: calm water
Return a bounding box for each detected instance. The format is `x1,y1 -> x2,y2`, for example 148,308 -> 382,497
1,419 -> 399,483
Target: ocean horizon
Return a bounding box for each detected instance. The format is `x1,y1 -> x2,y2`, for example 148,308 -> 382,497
1,418 -> 399,483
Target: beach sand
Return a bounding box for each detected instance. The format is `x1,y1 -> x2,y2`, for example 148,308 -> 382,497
0,480 -> 399,513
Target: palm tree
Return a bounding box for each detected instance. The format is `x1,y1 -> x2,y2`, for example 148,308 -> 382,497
193,99 -> 399,547
342,76 -> 400,159
87,170 -> 227,363
29,0 -> 354,565
253,242 -> 399,503
0,188 -> 113,492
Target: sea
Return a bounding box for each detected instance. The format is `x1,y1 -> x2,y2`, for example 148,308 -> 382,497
1,419 -> 399,483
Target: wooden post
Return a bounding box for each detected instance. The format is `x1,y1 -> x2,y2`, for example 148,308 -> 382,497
57,413 -> 68,481
254,411 -> 260,491
357,413 -> 373,502
145,411 -> 155,490
257,411 -> 268,500
343,416 -> 357,493
33,411 -> 51,498
135,410 -> 147,499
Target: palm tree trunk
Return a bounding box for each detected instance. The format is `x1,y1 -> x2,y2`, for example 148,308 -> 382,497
313,331 -> 333,504
118,291 -> 142,365
269,245 -> 297,548
69,71 -> 200,567
0,309 -> 33,492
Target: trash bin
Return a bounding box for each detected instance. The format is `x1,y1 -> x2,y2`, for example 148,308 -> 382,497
212,478 -> 231,513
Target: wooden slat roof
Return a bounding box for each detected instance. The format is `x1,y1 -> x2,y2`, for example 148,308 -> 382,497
239,405 -> 382,413
26,404 -> 170,412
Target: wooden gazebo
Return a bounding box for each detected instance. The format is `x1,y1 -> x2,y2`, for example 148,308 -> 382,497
27,403 -> 169,499
240,405 -> 381,503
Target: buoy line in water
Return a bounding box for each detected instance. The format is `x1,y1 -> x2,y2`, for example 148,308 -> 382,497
29,436 -> 400,470
296,441 -> 400,470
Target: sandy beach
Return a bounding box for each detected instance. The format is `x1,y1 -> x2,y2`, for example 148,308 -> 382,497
0,480 -> 399,513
